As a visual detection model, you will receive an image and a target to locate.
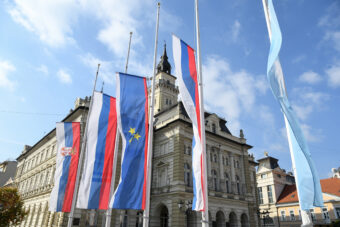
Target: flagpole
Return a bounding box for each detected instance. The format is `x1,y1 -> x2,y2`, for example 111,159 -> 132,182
261,1 -> 312,226
194,0 -> 209,226
104,130 -> 119,227
143,2 -> 160,227
105,31 -> 133,227
125,32 -> 133,74
67,64 -> 100,227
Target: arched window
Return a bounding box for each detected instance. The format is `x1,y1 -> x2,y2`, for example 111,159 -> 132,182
225,173 -> 230,193
236,175 -> 240,194
186,146 -> 191,155
212,123 -> 216,133
212,170 -> 218,191
135,211 -> 143,227
121,210 -> 128,227
160,206 -> 169,227
184,163 -> 191,187
213,154 -> 217,163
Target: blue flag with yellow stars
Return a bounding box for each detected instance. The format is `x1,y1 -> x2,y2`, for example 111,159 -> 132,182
110,72 -> 149,210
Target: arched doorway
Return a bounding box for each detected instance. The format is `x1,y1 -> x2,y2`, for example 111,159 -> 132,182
216,211 -> 225,227
186,209 -> 197,227
229,212 -> 237,227
241,213 -> 249,227
160,205 -> 169,227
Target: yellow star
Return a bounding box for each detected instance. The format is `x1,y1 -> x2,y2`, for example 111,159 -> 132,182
134,133 -> 141,141
128,128 -> 135,135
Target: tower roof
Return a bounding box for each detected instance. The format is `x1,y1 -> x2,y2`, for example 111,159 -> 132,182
157,43 -> 171,75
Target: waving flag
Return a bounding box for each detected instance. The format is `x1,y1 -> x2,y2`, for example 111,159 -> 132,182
265,0 -> 323,210
110,72 -> 149,210
172,35 -> 206,211
50,122 -> 80,212
76,91 -> 117,210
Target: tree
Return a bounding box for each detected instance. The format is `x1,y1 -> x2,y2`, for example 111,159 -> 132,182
0,187 -> 28,227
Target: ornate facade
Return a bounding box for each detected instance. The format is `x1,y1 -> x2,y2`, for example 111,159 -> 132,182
13,45 -> 259,227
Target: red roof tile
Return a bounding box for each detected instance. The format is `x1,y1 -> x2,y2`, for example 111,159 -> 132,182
276,178 -> 340,204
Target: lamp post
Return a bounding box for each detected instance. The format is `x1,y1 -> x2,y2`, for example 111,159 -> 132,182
257,210 -> 270,227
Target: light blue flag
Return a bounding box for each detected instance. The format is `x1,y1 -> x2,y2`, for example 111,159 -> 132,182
266,0 -> 323,210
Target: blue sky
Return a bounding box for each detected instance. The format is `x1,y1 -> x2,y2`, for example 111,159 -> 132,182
0,0 -> 339,179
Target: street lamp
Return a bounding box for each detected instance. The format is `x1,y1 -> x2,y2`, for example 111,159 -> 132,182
257,210 -> 270,227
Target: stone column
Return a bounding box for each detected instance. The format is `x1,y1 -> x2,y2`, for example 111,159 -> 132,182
230,154 -> 236,193
207,145 -> 211,177
218,148 -> 224,178
47,212 -> 54,227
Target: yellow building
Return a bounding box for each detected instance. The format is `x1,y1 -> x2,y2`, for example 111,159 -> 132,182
276,178 -> 340,226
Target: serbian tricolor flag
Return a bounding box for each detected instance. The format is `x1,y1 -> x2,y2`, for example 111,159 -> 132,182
49,122 -> 80,212
172,35 -> 206,211
109,72 -> 149,210
77,91 -> 118,210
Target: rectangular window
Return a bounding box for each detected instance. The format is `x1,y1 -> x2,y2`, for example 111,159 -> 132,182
336,207 -> 340,219
310,209 -> 316,221
267,185 -> 273,203
261,174 -> 267,179
322,208 -> 330,220
258,187 -> 263,204
281,211 -> 286,221
290,210 -> 295,221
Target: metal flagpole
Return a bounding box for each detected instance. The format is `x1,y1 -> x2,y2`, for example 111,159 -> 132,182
194,0 -> 209,226
125,32 -> 133,74
67,64 -> 101,227
261,1 -> 312,226
105,31 -> 133,227
143,2 -> 160,227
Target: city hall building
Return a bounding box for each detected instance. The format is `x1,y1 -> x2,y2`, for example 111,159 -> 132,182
13,46 -> 259,227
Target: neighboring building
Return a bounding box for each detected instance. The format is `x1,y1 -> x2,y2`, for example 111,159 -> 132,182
276,178 -> 340,226
332,167 -> 340,179
256,152 -> 295,226
14,45 -> 259,227
0,160 -> 17,187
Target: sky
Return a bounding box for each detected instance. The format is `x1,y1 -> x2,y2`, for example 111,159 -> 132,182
0,0 -> 339,179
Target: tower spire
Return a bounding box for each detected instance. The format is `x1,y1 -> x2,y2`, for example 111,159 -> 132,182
157,42 -> 171,74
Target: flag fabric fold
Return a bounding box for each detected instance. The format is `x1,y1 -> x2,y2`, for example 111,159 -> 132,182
77,91 -> 117,210
266,0 -> 323,210
172,35 -> 206,211
50,122 -> 80,212
109,72 -> 149,210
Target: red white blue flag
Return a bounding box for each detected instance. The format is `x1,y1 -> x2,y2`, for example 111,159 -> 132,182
50,122 -> 80,212
76,91 -> 118,210
172,35 -> 206,211
109,72 -> 149,210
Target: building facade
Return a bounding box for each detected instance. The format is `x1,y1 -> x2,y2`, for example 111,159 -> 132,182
256,153 -> 295,226
13,46 -> 259,227
276,178 -> 340,226
0,160 -> 17,187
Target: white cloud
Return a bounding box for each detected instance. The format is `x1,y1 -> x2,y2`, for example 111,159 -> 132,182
8,0 -> 79,47
0,60 -> 16,90
318,2 -> 340,53
326,64 -> 340,88
36,64 -> 48,75
324,31 -> 340,52
299,71 -> 322,84
57,69 -> 72,84
291,87 -> 329,120
202,55 -> 268,133
231,20 -> 241,42
80,53 -> 116,85
300,123 -> 323,143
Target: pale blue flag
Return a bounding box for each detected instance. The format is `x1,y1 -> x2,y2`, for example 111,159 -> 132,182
266,0 -> 323,210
